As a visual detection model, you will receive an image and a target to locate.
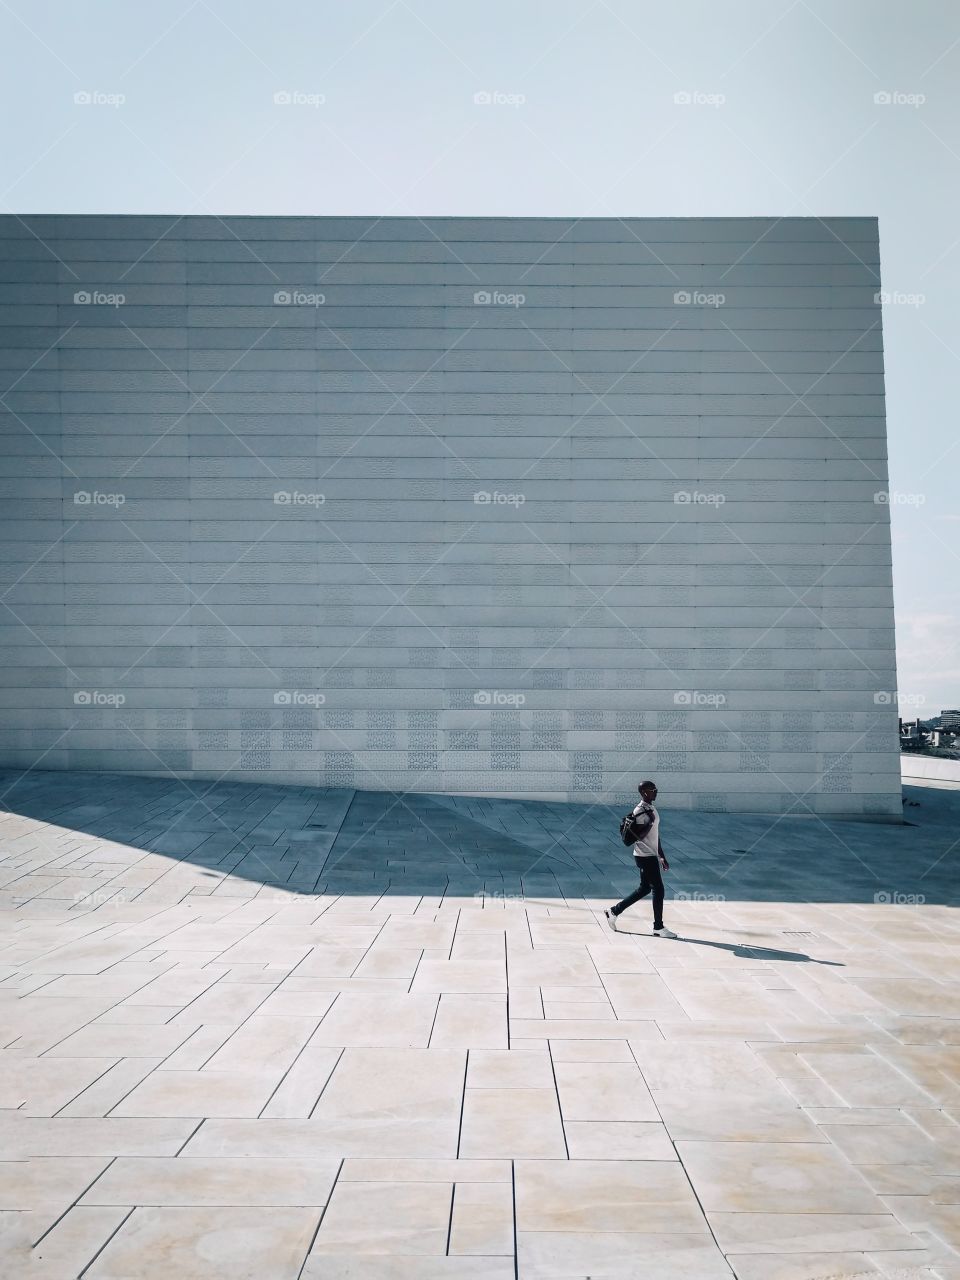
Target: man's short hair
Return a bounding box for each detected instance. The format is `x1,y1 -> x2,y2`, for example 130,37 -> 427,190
638,780 -> 656,791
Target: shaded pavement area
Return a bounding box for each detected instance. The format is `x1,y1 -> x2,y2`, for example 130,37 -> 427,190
1,769 -> 959,1279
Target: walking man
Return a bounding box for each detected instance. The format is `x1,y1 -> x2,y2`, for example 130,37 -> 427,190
605,780 -> 677,938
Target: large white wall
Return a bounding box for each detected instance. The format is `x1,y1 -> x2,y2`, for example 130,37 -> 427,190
0,215 -> 901,817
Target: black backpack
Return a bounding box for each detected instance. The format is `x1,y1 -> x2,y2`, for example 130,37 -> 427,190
619,811 -> 640,845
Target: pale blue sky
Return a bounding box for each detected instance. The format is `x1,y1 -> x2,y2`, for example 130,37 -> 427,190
1,0 -> 957,713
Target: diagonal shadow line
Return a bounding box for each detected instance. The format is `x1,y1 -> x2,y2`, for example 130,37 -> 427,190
0,522 -> 78,603
116,318 -> 287,480
712,519 -> 888,682
0,397 -> 82,478
514,315 -> 685,482
512,520 -> 685,683
424,793 -> 580,869
112,519 -> 285,683
314,319 -> 484,482
716,519 -> 891,685
310,518 -> 490,687
713,316 -> 886,483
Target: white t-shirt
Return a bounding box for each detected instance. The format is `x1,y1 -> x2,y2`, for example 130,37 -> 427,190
631,801 -> 660,858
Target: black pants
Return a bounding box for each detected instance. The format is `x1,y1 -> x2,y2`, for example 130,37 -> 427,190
612,856 -> 664,930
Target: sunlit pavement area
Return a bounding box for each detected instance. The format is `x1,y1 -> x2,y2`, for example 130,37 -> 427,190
1,770 -> 959,1280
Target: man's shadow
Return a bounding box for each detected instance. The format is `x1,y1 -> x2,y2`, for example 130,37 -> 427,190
616,931 -> 844,966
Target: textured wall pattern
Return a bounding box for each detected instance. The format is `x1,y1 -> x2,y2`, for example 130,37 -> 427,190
0,215 -> 901,816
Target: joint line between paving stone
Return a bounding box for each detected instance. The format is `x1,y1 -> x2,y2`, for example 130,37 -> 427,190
174,1118 -> 205,1156
187,968 -> 303,1073
308,1046 -> 345,1119
504,930 -> 511,1051
52,1055 -> 132,1118
546,1038 -> 570,1160
257,1002 -> 334,1118
406,946 -> 426,994
32,1154 -> 120,1253
426,993 -> 443,1048
296,1157 -> 344,1280
511,1158 -> 519,1279
76,1205 -> 136,1278
348,914 -> 390,978
456,1048 -> 470,1159
445,1182 -> 456,1256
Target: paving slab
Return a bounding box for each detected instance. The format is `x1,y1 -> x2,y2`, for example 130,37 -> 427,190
1,771 -> 958,1277
310,1180 -> 452,1256
678,1140 -> 883,1214
80,1156 -> 340,1206
460,1087 -> 567,1159
84,1205 -> 320,1279
515,1158 -> 710,1235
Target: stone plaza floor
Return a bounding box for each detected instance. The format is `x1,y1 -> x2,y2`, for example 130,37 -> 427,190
1,769 -> 959,1279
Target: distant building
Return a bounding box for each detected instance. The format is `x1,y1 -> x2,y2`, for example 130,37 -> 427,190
900,714 -> 959,754
940,710 -> 960,731
899,718 -> 925,749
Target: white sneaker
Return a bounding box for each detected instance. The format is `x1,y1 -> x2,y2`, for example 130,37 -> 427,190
654,926 -> 678,939
604,908 -> 618,932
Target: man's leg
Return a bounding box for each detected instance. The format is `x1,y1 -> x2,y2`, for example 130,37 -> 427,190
610,864 -> 650,917
645,858 -> 665,931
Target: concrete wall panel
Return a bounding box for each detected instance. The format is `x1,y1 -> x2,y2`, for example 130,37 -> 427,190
0,215 -> 901,815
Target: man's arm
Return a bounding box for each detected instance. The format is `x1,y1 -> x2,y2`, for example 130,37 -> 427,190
657,837 -> 669,870
632,810 -> 654,836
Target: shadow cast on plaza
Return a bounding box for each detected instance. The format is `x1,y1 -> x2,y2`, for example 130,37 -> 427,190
620,934 -> 847,966
0,768 -> 957,912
